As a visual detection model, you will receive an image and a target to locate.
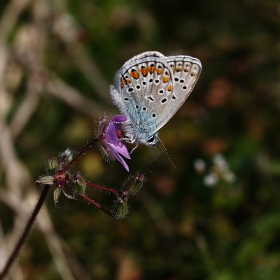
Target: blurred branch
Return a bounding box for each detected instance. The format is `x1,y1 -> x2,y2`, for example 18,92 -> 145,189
51,13 -> 112,105
67,44 -> 111,105
30,190 -> 76,280
45,71 -> 109,117
0,118 -> 25,197
0,0 -> 31,41
0,220 -> 24,280
60,239 -> 92,280
0,186 -> 51,280
0,186 -> 77,280
9,75 -> 40,138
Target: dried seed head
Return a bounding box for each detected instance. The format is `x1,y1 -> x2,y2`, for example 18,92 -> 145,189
73,173 -> 86,195
36,175 -> 55,185
122,172 -> 145,196
53,187 -> 62,205
113,197 -> 129,219
47,157 -> 58,172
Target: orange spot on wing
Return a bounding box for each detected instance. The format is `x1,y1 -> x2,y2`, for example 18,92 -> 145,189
140,67 -> 148,77
122,78 -> 128,84
129,69 -> 139,79
167,84 -> 173,91
176,67 -> 182,72
148,66 -> 155,73
121,78 -> 131,88
156,68 -> 163,75
162,76 -> 169,83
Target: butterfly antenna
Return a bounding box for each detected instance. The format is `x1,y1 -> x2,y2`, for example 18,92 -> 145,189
158,138 -> 176,168
149,145 -> 157,172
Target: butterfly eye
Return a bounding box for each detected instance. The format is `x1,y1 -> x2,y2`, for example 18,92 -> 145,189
147,135 -> 155,143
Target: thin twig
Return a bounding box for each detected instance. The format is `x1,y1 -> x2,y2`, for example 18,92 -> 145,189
0,185 -> 51,280
82,194 -> 114,218
86,182 -> 118,194
63,138 -> 98,172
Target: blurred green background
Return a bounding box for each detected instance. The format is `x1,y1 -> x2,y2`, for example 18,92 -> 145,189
1,0 -> 280,279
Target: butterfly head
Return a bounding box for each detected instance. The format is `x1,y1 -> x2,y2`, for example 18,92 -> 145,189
142,133 -> 159,147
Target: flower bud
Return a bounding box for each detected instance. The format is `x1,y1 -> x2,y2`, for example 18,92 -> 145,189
53,187 -> 61,205
73,173 -> 86,195
113,197 -> 128,219
47,157 -> 58,172
122,173 -> 145,196
36,175 -> 55,185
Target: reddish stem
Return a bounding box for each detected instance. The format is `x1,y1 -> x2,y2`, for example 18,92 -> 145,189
0,185 -> 51,280
82,195 -> 114,218
86,182 -> 118,194
63,138 -> 98,172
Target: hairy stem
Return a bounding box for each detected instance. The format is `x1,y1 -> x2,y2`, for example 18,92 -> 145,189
63,138 -> 98,172
86,182 -> 118,194
82,194 -> 114,218
0,185 -> 51,280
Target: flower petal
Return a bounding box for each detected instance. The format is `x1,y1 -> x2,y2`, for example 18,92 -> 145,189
109,115 -> 127,123
105,115 -> 127,144
112,142 -> 131,159
105,122 -> 119,144
107,144 -> 129,171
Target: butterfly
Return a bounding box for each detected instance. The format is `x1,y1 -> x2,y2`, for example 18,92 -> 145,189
110,51 -> 202,147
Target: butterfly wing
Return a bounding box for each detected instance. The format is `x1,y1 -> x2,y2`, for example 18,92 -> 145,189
110,51 -> 173,143
110,51 -> 202,144
156,55 -> 202,130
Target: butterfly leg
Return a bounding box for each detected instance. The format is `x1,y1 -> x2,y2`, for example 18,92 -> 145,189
121,135 -> 139,154
129,142 -> 139,154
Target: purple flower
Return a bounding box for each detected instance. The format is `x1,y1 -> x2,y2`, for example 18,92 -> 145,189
97,115 -> 130,171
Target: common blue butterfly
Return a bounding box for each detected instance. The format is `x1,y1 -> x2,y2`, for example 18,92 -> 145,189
110,51 -> 202,147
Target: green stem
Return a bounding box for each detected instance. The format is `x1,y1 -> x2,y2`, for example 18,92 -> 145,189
0,185 -> 51,280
